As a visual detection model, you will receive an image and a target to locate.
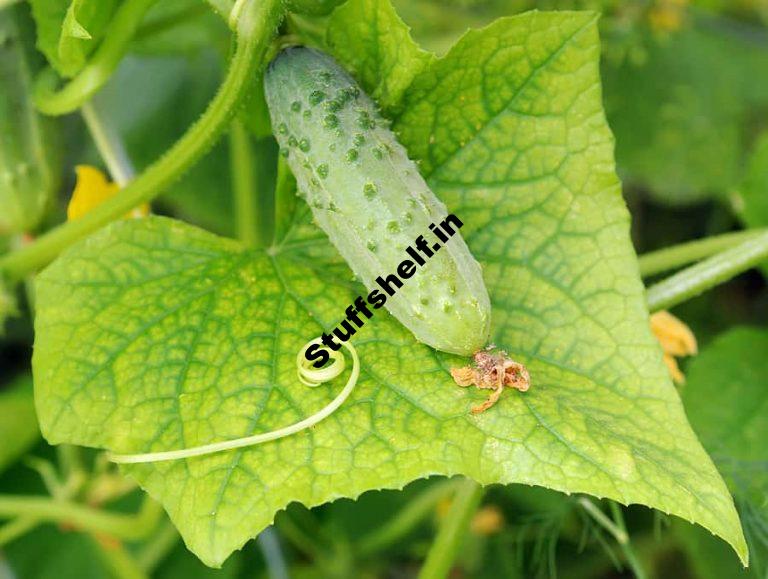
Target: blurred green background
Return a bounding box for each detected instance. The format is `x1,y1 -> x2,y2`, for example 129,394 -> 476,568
1,0 -> 767,577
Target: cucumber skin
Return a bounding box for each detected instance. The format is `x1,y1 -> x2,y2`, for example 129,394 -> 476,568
0,7 -> 58,236
265,47 -> 490,356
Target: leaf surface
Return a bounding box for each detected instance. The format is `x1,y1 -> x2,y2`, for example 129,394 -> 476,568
681,327 -> 768,575
326,0 -> 434,110
33,10 -> 746,567
29,0 -> 117,77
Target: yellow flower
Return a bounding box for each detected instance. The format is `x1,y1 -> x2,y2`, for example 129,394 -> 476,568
67,165 -> 148,221
650,311 -> 698,384
648,0 -> 688,32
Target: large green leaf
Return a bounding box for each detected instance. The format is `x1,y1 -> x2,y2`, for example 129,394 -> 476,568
29,0 -> 118,77
33,10 -> 745,567
680,327 -> 768,576
326,0 -> 434,110
0,375 -> 39,474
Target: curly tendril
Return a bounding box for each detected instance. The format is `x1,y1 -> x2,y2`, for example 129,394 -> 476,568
107,339 -> 359,464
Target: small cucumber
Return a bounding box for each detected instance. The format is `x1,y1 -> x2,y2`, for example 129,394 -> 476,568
0,6 -> 58,236
264,47 -> 490,356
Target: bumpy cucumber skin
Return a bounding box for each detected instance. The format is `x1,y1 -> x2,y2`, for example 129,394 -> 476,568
0,7 -> 57,236
265,47 -> 491,356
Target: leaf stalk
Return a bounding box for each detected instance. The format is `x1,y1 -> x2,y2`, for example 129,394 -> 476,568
0,494 -> 163,541
638,229 -> 766,277
417,478 -> 484,579
646,230 -> 768,312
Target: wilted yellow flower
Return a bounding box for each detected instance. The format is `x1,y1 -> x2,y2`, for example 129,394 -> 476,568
650,311 -> 697,384
67,165 -> 148,221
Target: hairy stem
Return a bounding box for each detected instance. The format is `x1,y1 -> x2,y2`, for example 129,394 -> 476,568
646,230 -> 768,312
358,479 -> 463,556
34,0 -> 159,116
638,229 -> 766,277
230,119 -> 260,247
0,494 -> 163,541
0,0 -> 284,281
417,478 -> 484,579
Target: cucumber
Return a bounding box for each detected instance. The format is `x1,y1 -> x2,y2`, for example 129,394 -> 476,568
264,47 -> 491,356
0,6 -> 58,236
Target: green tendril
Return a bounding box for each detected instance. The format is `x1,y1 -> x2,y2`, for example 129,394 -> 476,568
33,0 -> 159,116
107,339 -> 359,464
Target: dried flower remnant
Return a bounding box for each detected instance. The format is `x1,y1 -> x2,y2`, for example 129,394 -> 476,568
650,310 -> 698,384
450,347 -> 530,414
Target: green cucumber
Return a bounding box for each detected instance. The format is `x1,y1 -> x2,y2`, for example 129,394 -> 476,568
264,47 -> 490,356
0,6 -> 58,236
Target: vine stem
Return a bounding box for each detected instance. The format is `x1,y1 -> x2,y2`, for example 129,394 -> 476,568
578,498 -> 647,579
638,229 -> 766,277
272,154 -> 297,246
0,494 -> 163,541
33,0 -> 160,116
646,230 -> 768,312
0,0 -> 284,282
358,479 -> 464,556
230,118 -> 260,247
417,478 -> 484,579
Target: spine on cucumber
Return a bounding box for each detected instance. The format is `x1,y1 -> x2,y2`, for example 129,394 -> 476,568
264,47 -> 490,356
